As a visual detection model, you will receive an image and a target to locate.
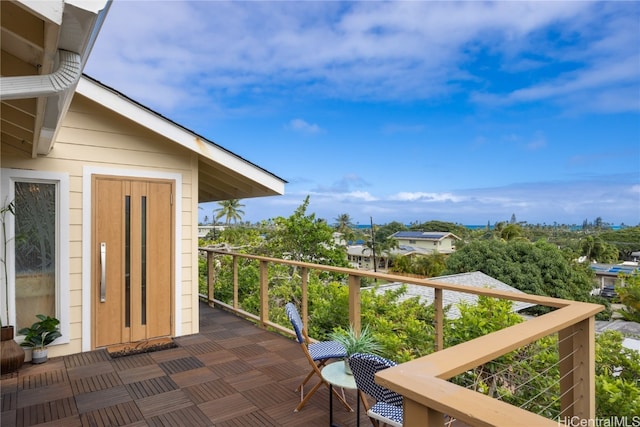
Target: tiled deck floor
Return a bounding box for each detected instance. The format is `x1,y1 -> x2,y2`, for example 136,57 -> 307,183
1,303 -> 371,427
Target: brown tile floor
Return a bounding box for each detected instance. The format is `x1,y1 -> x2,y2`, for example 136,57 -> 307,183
1,303 -> 372,427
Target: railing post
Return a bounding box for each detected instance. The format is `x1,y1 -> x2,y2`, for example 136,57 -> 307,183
348,274 -> 361,333
404,399 -> 444,427
301,267 -> 309,323
207,251 -> 215,307
558,316 -> 596,421
233,255 -> 239,309
434,288 -> 444,351
259,260 -> 269,327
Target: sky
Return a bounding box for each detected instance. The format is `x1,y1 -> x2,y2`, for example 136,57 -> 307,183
84,1 -> 640,227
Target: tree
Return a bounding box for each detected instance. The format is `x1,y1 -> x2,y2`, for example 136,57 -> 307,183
499,223 -> 523,241
412,253 -> 447,277
214,199 -> 245,225
616,272 -> 640,322
443,239 -> 596,314
595,330 -> 640,416
334,213 -> 353,233
259,196 -> 350,267
362,223 -> 399,271
408,220 -> 468,239
598,226 -> 640,260
334,213 -> 356,244
580,236 -> 619,263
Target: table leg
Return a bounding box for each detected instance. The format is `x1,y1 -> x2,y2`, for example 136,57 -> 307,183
330,384 -> 359,427
329,383 -> 335,427
357,391 -> 360,427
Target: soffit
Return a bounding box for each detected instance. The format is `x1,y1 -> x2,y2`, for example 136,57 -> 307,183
0,0 -> 57,156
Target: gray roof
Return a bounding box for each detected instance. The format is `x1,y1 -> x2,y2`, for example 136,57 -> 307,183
368,271 -> 536,319
595,319 -> 640,337
596,319 -> 640,352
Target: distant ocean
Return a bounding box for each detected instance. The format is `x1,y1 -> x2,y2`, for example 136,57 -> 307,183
354,224 -> 494,230
354,224 -> 624,230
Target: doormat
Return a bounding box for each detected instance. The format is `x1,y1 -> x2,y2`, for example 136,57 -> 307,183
107,337 -> 177,358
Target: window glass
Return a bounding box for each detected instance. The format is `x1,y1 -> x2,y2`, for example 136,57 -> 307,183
14,182 -> 56,330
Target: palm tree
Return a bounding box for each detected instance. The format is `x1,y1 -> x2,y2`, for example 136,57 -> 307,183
334,213 -> 353,233
334,213 -> 356,244
214,199 -> 245,225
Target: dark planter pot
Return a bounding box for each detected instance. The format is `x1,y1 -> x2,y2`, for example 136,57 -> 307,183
1,325 -> 26,374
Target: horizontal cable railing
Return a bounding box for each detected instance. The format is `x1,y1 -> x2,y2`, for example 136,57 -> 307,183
448,330 -> 590,421
198,248 -> 603,426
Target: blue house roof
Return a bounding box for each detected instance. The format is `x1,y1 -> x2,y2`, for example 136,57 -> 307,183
590,263 -> 639,277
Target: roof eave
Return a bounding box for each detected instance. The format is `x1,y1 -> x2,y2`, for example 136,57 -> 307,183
76,76 -> 286,200
0,0 -> 111,157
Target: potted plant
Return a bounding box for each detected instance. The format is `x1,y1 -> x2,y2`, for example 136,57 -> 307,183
18,314 -> 61,364
329,324 -> 382,374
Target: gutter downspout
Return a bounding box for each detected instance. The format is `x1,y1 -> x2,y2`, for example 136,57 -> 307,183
0,0 -> 111,157
0,50 -> 81,101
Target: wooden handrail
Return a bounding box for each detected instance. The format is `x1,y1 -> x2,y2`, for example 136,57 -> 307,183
385,302 -> 600,380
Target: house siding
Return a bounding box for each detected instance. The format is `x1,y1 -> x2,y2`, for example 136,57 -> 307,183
1,93 -> 198,358
394,237 -> 457,253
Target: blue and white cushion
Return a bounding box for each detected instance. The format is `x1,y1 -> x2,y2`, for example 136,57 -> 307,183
349,352 -> 404,426
308,340 -> 347,361
285,303 -> 347,360
368,401 -> 403,427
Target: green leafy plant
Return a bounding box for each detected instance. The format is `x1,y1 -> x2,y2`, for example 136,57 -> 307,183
18,314 -> 61,350
329,323 -> 382,356
616,272 -> 640,323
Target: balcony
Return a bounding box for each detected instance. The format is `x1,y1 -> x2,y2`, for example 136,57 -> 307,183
199,249 -> 604,426
1,248 -> 603,426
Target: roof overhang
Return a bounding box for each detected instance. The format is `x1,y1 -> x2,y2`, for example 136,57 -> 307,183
1,0 -> 110,157
76,76 -> 286,202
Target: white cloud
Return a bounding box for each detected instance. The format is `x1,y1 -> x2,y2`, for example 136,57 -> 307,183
389,192 -> 464,203
201,172 -> 640,226
287,119 -> 323,134
86,1 -> 638,113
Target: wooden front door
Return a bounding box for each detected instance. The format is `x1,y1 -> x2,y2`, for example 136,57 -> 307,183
92,176 -> 174,348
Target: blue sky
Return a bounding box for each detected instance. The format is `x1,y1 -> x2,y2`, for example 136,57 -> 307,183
85,1 -> 640,227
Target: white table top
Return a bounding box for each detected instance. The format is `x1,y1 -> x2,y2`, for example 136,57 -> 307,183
322,361 -> 357,390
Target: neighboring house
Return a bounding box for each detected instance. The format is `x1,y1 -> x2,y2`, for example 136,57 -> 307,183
369,271 -> 536,319
389,231 -> 460,254
348,231 -> 461,271
346,245 -> 387,271
197,225 -> 226,239
590,262 -> 640,290
1,1 -> 285,359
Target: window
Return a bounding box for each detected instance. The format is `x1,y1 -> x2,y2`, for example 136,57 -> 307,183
14,182 -> 57,329
1,169 -> 68,342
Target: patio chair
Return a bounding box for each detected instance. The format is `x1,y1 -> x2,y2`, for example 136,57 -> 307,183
285,302 -> 352,412
348,352 -> 403,427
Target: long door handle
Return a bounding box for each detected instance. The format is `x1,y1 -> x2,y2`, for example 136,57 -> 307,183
100,242 -> 106,302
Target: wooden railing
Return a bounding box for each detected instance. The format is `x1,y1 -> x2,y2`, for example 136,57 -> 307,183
199,248 -> 603,426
